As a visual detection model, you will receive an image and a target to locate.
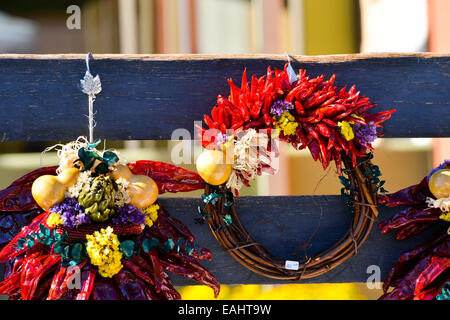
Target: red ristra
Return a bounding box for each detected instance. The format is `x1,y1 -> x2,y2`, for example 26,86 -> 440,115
199,65 -> 396,171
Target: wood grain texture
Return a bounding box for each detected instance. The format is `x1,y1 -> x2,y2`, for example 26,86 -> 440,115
0,195 -> 447,285
156,196 -> 447,285
0,53 -> 448,141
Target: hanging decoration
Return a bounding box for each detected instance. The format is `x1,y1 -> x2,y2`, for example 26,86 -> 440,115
0,53 -> 219,300
378,159 -> 450,300
194,56 -> 396,279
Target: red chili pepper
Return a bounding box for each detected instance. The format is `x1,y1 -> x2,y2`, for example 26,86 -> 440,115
0,270 -> 21,295
123,259 -> 155,286
0,166 -> 57,212
160,252 -> 220,298
55,259 -> 88,300
47,265 -> 67,300
158,207 -> 196,243
380,235 -> 449,300
378,207 -> 441,240
414,256 -> 450,296
316,123 -> 331,137
76,266 -> 97,300
20,253 -> 60,300
294,101 -> 305,116
307,140 -> 321,162
378,176 -> 432,207
0,211 -> 51,263
127,160 -> 205,194
414,282 -> 448,300
144,250 -> 164,293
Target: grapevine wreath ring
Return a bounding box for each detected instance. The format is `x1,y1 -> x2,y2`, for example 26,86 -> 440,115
195,58 -> 396,280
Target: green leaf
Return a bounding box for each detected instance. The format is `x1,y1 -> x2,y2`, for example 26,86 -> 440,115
39,224 -> 46,234
62,232 -> 69,242
27,240 -> 35,248
71,243 -> 83,260
119,240 -> 135,259
94,162 -> 109,175
26,234 -> 36,241
69,260 -> 79,266
142,238 -> 160,253
102,151 -> 119,167
44,237 -> 53,246
62,245 -> 71,259
176,238 -> 185,253
53,244 -> 62,255
78,147 -> 101,171
184,241 -> 192,255
223,214 -> 232,227
162,239 -> 175,252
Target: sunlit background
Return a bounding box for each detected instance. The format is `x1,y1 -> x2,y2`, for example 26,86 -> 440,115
0,0 -> 449,300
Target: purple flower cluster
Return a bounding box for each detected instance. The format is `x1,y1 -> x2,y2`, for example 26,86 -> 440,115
214,133 -> 228,147
427,159 -> 450,182
354,122 -> 377,146
270,100 -> 294,117
112,204 -> 145,224
50,198 -> 90,228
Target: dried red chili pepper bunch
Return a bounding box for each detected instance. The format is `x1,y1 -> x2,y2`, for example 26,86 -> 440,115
198,64 -> 396,176
0,161 -> 220,300
377,160 -> 450,300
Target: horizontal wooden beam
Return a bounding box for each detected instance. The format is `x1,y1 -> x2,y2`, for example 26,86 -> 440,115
0,195 -> 446,286
0,53 -> 448,141
155,195 -> 447,285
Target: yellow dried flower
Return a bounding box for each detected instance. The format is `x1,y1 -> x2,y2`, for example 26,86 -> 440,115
85,226 -> 123,278
46,213 -> 64,228
275,111 -> 298,136
440,211 -> 450,222
142,204 -> 160,227
337,120 -> 355,141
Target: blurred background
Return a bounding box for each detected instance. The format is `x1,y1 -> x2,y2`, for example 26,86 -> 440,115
0,0 -> 449,300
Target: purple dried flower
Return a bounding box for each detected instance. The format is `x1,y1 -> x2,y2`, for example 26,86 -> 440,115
49,198 -> 91,228
354,122 -> 377,146
214,133 -> 228,147
270,100 -> 294,117
112,204 -> 145,224
427,159 -> 450,182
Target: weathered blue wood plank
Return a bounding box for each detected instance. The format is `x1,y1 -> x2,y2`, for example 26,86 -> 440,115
0,53 -> 448,141
1,195 -> 445,285
157,195 -> 446,285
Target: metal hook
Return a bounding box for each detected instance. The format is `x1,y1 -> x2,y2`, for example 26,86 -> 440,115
283,52 -> 298,84
85,52 -> 93,74
284,52 -> 291,62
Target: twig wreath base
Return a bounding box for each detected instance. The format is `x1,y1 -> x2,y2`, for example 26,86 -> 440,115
201,155 -> 378,280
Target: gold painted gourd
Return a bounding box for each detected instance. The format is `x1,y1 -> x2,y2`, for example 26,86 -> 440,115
428,169 -> 450,199
112,164 -> 158,208
196,149 -> 232,186
31,168 -> 80,211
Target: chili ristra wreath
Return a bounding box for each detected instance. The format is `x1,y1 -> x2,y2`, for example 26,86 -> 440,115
195,59 -> 396,280
377,159 -> 450,300
0,54 -> 219,300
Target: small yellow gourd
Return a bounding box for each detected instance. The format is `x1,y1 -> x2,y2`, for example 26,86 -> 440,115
112,164 -> 158,208
428,169 -> 450,199
196,149 -> 232,186
31,168 -> 80,211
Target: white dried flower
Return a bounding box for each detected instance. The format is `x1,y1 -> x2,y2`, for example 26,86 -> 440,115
426,196 -> 450,212
65,171 -> 92,199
